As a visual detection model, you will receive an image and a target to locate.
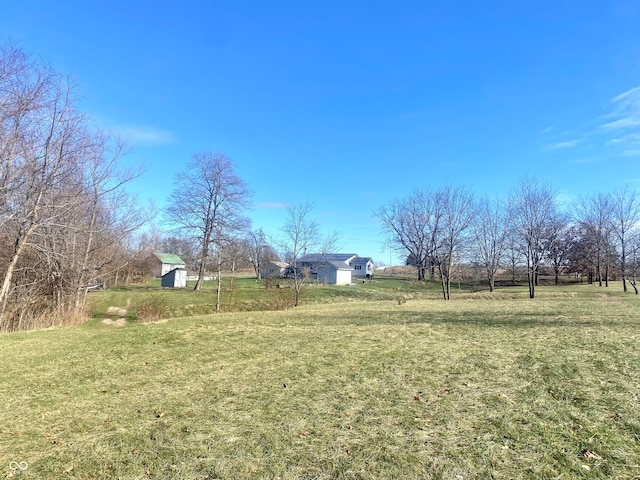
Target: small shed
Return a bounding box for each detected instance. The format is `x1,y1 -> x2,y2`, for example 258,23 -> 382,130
317,261 -> 352,285
161,268 -> 187,288
146,253 -> 186,278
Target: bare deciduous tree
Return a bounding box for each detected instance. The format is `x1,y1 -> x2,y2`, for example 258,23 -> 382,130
544,217 -> 573,285
472,196 -> 509,292
165,151 -> 251,291
610,186 -> 640,293
508,178 -> 559,299
433,185 -> 474,300
278,201 -> 320,307
245,228 -> 279,280
378,186 -> 472,299
573,192 -> 615,287
0,44 -> 148,330
377,188 -> 440,281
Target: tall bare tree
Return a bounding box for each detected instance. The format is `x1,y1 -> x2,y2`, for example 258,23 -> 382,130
377,188 -> 441,281
0,50 -> 81,322
472,196 -> 509,292
165,151 -> 251,291
544,216 -> 573,285
433,185 -> 474,300
610,186 -> 640,293
508,178 -> 559,299
628,233 -> 640,293
245,228 -> 279,280
573,192 -> 615,287
278,201 -> 320,307
0,44 -> 147,330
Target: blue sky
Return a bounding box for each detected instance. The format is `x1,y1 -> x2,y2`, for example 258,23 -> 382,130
3,1 -> 640,264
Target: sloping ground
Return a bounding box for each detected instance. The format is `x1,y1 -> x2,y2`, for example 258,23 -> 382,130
1,285 -> 639,479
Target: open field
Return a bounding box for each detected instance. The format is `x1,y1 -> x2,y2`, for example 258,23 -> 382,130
1,280 -> 640,479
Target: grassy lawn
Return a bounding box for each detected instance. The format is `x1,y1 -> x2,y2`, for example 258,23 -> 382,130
1,281 -> 640,478
89,275 -> 442,323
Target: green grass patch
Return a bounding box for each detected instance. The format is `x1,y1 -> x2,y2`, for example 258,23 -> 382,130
1,283 -> 640,478
89,274 -> 445,325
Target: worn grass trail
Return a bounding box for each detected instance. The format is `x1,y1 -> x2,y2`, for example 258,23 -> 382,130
1,285 -> 639,479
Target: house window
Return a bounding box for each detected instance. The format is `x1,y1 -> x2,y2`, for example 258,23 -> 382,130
354,265 -> 362,270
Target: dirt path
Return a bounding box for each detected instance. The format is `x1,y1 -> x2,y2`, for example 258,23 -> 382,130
102,303 -> 130,327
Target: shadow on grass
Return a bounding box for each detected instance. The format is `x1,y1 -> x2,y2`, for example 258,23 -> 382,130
317,309 -> 639,329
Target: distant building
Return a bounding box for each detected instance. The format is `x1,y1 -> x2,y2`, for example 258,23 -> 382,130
295,253 -> 375,283
145,253 -> 187,278
262,261 -> 289,278
349,257 -> 374,278
317,261 -> 352,285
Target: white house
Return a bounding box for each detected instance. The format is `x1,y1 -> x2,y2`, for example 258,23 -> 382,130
317,261 -> 352,285
349,257 -> 375,278
295,253 -> 375,283
297,253 -> 357,272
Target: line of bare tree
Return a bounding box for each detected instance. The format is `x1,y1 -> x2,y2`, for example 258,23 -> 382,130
378,178 -> 640,299
0,44 -> 149,331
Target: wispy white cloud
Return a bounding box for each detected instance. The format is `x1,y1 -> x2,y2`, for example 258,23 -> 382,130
607,132 -> 640,147
543,86 -> 640,159
601,86 -> 640,131
547,139 -> 579,150
601,118 -> 640,129
611,86 -> 640,105
114,125 -> 176,146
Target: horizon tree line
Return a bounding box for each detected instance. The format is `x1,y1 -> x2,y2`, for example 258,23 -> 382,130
379,178 -> 640,299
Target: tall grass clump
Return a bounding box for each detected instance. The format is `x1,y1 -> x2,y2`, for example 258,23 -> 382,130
135,295 -> 170,322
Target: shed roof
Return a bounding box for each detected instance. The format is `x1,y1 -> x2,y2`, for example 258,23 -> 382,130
320,261 -> 353,271
154,253 -> 186,265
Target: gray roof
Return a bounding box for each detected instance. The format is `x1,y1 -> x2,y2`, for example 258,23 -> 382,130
298,253 -> 358,263
349,257 -> 373,265
319,261 -> 353,271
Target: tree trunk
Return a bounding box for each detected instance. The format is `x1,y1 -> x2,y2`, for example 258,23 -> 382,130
195,258 -> 206,291
440,276 -> 447,300
294,276 -> 301,307
527,256 -> 535,298
488,271 -> 495,292
216,259 -> 222,312
621,241 -> 628,292
0,220 -> 39,328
